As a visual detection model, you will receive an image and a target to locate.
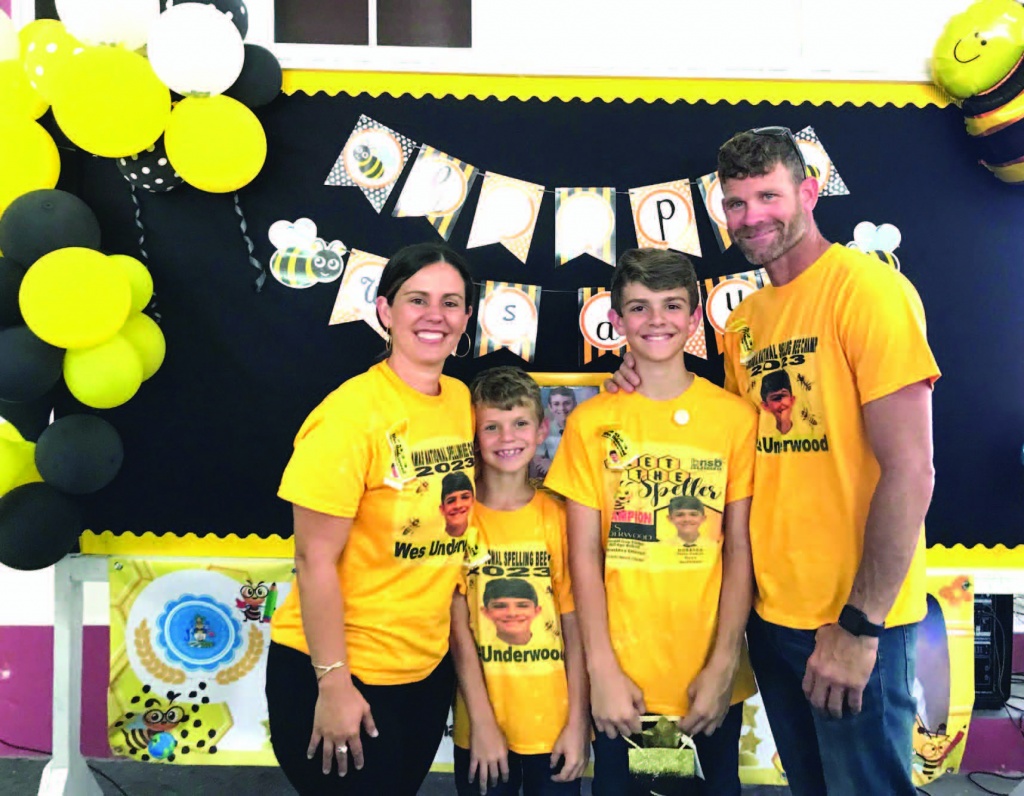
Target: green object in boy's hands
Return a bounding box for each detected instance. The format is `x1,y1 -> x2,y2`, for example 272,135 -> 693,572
628,746 -> 696,777
642,716 -> 683,748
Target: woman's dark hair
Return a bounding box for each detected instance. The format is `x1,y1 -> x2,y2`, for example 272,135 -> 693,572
375,243 -> 476,331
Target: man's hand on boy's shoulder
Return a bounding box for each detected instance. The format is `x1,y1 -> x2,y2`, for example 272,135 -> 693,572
549,718 -> 590,782
678,660 -> 735,737
604,352 -> 640,394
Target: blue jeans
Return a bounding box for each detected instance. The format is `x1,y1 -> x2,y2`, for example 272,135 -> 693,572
746,611 -> 918,796
591,703 -> 743,796
453,745 -> 581,796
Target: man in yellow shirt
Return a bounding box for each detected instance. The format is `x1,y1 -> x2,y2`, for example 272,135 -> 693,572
612,128 -> 939,796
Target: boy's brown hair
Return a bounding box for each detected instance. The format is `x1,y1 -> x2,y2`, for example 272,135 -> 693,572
610,248 -> 699,316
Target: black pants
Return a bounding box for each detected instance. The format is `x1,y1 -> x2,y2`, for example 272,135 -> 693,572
266,641 -> 455,796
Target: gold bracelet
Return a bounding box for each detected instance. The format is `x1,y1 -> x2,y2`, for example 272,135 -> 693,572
312,660 -> 347,680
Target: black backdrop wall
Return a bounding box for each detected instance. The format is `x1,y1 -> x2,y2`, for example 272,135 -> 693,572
50,91 -> 1024,548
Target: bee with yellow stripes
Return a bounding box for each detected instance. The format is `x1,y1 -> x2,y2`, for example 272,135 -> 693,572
354,144 -> 385,180
269,244 -> 344,289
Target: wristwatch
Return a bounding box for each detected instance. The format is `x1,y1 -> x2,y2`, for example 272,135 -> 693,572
837,605 -> 884,638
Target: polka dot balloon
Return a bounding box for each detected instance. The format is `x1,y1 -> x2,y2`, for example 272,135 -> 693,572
117,138 -> 183,194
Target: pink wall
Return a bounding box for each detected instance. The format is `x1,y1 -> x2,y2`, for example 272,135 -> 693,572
0,1 -> 10,17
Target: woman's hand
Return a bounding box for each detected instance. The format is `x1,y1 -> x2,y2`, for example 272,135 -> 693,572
307,673 -> 379,776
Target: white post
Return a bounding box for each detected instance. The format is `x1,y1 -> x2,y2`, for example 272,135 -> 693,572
38,555 -> 103,796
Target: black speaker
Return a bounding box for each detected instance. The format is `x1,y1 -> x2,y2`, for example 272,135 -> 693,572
974,593 -> 1013,710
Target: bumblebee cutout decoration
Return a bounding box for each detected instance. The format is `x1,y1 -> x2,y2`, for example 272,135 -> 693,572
846,221 -> 901,271
110,682 -> 230,763
267,218 -> 348,289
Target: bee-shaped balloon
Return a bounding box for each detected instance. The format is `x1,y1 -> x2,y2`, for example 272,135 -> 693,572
354,144 -> 386,180
267,218 -> 348,289
846,221 -> 901,271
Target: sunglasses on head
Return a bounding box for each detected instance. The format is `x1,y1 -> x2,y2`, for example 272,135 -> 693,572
750,126 -> 809,177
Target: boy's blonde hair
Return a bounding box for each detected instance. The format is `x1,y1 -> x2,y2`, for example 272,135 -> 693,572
469,367 -> 544,424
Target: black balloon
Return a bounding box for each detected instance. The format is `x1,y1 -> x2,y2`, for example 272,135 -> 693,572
0,326 -> 64,403
0,392 -> 55,442
36,414 -> 124,495
0,482 -> 82,571
0,190 -> 102,267
0,257 -> 26,328
224,44 -> 282,109
117,137 -> 183,194
166,0 -> 248,37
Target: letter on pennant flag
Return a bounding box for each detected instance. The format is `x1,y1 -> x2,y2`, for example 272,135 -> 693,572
324,114 -> 418,213
683,286 -> 708,360
329,249 -> 388,339
555,188 -> 616,266
703,269 -> 771,355
697,173 -> 732,253
466,173 -> 544,264
475,280 -> 542,362
578,287 -> 628,365
795,126 -> 849,197
392,145 -> 480,240
628,179 -> 702,258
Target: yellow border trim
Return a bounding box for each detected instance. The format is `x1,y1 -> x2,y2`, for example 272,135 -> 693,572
83,532 -> 1024,570
282,71 -> 952,108
529,372 -> 611,388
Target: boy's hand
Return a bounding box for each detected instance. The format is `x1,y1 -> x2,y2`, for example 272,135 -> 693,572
549,719 -> 590,782
468,716 -> 509,795
591,665 -> 645,738
604,352 -> 640,394
678,660 -> 734,737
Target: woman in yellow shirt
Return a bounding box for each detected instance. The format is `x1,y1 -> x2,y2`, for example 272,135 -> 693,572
265,242 -> 477,795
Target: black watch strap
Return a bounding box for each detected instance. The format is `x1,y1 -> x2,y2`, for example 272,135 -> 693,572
838,605 -> 884,638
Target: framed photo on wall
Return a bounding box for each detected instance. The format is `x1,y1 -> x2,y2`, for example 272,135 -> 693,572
528,372 -> 610,481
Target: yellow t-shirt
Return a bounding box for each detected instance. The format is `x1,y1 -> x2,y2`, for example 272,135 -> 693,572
453,491 -> 574,755
723,244 -> 941,630
545,377 -> 758,717
270,361 -> 475,685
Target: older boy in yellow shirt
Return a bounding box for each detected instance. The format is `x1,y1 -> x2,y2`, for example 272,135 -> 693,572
545,248 -> 756,796
450,367 -> 590,796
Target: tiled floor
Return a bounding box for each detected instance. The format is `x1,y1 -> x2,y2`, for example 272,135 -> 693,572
1,758 -> 1021,796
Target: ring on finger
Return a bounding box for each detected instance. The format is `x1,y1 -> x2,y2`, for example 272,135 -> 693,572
337,745 -> 348,754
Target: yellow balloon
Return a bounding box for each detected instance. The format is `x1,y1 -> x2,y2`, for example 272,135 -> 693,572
0,58 -> 47,120
20,19 -> 82,104
20,248 -> 132,349
0,434 -> 42,496
165,95 -> 266,193
63,334 -> 142,409
119,312 -> 165,380
0,117 -> 60,219
52,46 -> 170,158
108,254 -> 153,313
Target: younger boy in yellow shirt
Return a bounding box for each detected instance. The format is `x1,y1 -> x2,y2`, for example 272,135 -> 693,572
450,367 -> 590,796
545,248 -> 757,796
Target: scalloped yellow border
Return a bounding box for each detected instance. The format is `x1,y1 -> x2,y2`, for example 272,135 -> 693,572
81,531 -> 1024,569
281,70 -> 953,109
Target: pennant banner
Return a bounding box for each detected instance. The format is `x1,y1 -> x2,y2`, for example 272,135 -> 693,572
703,269 -> 771,355
795,126 -> 849,198
684,285 -> 708,360
697,172 -> 732,253
392,145 -> 480,240
578,287 -> 627,365
324,114 -> 418,213
108,556 -> 294,765
329,248 -> 388,339
628,179 -> 702,258
555,187 -> 616,267
466,172 -> 545,264
475,280 -> 542,362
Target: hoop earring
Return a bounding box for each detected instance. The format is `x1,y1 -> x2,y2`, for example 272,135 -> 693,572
452,332 -> 471,358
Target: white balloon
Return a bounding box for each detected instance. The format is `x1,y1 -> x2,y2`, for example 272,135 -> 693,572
0,10 -> 18,62
147,4 -> 244,97
852,221 -> 877,251
55,0 -> 160,50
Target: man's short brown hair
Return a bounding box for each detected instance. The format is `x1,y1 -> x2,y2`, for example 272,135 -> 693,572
717,130 -> 806,186
610,248 -> 699,316
470,366 -> 544,424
